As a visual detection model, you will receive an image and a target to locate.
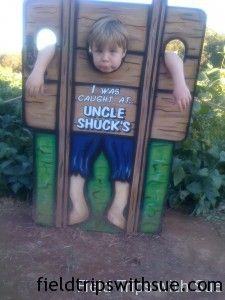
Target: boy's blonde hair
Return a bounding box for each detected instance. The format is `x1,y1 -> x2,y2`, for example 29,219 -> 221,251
88,16 -> 128,51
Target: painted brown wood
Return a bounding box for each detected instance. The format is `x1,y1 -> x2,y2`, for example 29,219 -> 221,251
75,50 -> 143,87
73,85 -> 138,136
25,84 -> 57,130
24,0 -> 61,82
151,92 -> 192,140
61,0 -> 77,228
77,0 -> 149,52
24,0 -> 61,38
127,0 -> 167,233
55,0 -> 71,227
164,7 -> 206,57
23,0 -> 206,231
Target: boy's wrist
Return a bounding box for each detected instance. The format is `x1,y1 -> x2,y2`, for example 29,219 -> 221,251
173,78 -> 186,87
33,65 -> 46,75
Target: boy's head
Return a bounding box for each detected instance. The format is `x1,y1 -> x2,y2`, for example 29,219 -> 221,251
87,16 -> 128,73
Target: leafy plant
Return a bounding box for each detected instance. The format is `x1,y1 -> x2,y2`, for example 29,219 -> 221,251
0,65 -> 22,100
0,63 -> 33,198
170,140 -> 225,215
0,53 -> 22,73
0,98 -> 33,197
169,44 -> 225,215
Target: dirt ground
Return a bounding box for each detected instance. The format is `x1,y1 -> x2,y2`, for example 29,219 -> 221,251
0,197 -> 224,300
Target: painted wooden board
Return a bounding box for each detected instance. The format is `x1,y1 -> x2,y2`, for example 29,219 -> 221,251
23,0 -> 61,78
140,141 -> 173,233
151,92 -> 192,141
164,7 -> 206,57
24,0 -> 61,43
73,85 -> 138,136
24,84 -> 57,130
23,0 -> 206,232
23,1 -> 205,143
34,133 -> 56,226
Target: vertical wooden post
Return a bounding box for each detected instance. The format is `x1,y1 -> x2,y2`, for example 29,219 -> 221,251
62,0 -> 77,227
127,0 -> 167,233
55,0 -> 73,227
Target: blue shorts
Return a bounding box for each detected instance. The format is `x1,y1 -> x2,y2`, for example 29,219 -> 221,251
70,133 -> 134,181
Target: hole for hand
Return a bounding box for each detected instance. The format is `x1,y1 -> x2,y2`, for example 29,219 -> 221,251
165,39 -> 186,60
36,28 -> 57,51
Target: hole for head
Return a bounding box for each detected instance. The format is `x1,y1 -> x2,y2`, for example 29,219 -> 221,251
165,39 -> 186,60
87,16 -> 128,73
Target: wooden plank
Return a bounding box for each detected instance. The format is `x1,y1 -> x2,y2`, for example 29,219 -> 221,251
75,50 -> 143,87
164,7 -> 206,57
34,133 -> 56,226
158,58 -> 198,92
77,0 -> 149,52
24,0 -> 61,38
151,92 -> 192,141
55,0 -> 71,227
127,0 -> 167,233
61,0 -> 77,227
23,0 -> 61,84
139,141 -> 173,233
72,85 -> 138,136
25,84 -> 57,130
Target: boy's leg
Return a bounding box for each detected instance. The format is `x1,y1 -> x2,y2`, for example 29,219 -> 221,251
107,180 -> 129,229
69,133 -> 102,225
68,174 -> 89,224
104,136 -> 134,229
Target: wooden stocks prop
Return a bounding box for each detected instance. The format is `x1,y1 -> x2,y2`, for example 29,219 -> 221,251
23,0 -> 205,233
127,0 -> 167,233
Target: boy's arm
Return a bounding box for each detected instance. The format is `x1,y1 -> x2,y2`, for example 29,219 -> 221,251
26,44 -> 56,97
164,52 -> 191,111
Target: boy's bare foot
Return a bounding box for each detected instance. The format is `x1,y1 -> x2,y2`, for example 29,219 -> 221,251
107,180 -> 129,229
68,203 -> 89,225
68,174 -> 89,225
107,207 -> 126,229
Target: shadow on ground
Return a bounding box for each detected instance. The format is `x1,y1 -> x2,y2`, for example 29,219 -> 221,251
0,198 -> 224,300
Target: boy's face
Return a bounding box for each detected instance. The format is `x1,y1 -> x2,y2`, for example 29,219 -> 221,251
91,42 -> 126,73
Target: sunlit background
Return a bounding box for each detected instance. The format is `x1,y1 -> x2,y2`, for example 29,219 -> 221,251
0,0 -> 224,53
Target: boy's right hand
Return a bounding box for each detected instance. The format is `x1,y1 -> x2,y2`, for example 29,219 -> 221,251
26,70 -> 45,97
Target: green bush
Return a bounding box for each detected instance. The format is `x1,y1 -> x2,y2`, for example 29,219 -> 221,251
0,62 -> 33,198
0,97 -> 33,198
0,54 -> 22,73
169,45 -> 225,215
0,66 -> 22,100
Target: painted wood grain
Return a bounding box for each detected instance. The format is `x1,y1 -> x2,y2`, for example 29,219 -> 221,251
164,7 -> 206,57
55,0 -> 71,227
61,0 -> 77,227
24,84 -> 57,130
127,0 -> 167,233
24,0 -> 61,38
151,92 -> 192,141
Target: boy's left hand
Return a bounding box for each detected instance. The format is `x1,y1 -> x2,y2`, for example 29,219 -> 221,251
173,83 -> 192,111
